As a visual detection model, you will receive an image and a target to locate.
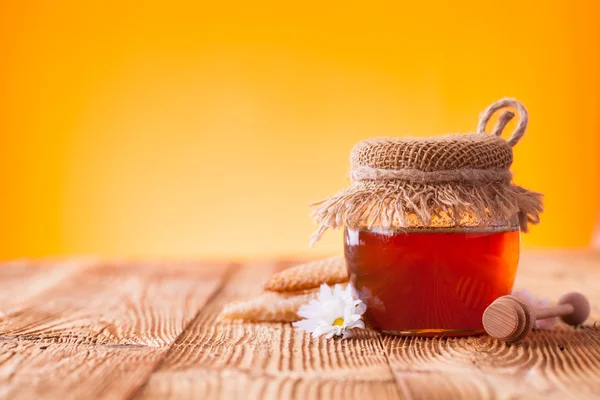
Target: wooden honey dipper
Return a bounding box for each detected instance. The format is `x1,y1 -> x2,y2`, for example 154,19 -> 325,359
482,292 -> 590,343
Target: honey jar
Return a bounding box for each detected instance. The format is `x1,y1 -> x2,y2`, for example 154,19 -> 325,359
311,99 -> 542,336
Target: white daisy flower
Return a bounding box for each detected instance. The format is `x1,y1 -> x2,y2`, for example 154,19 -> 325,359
293,283 -> 366,339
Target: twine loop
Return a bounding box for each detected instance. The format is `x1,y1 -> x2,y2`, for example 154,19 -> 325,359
477,98 -> 528,147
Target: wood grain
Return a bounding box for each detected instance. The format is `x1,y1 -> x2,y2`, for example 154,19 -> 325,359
382,327 -> 600,400
0,258 -> 91,316
0,251 -> 598,400
0,339 -> 163,400
0,261 -> 228,346
0,260 -> 231,399
383,251 -> 600,400
135,261 -> 401,400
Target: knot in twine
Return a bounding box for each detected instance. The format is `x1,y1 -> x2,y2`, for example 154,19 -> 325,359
350,98 -> 528,184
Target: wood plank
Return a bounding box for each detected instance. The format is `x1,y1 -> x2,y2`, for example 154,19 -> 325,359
0,260 -> 231,399
135,261 -> 401,400
0,261 -> 228,346
516,251 -> 600,320
383,327 -> 600,400
0,258 -> 92,316
384,251 -> 600,400
0,339 -> 163,400
1,251 -> 598,399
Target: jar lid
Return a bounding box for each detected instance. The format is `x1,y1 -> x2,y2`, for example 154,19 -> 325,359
310,98 -> 543,245
350,134 -> 513,175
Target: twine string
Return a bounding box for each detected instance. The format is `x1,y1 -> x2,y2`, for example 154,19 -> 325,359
477,98 -> 528,147
350,166 -> 511,183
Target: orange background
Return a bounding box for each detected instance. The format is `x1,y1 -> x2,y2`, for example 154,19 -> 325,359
1,1 -> 599,260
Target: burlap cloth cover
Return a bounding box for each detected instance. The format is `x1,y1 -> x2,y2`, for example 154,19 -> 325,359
310,98 -> 543,245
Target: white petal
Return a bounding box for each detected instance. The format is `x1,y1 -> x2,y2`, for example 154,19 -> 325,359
343,307 -> 354,322
347,314 -> 361,323
348,319 -> 365,330
319,284 -> 334,301
318,303 -> 340,322
349,284 -> 360,299
293,319 -> 318,332
297,305 -> 314,319
342,284 -> 353,297
312,325 -> 326,338
354,302 -> 367,316
333,284 -> 346,299
308,299 -> 321,308
298,300 -> 324,319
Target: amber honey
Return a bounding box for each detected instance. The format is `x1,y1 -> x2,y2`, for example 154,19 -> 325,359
344,227 -> 520,336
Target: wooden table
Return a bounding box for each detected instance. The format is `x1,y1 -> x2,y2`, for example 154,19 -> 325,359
0,251 -> 599,400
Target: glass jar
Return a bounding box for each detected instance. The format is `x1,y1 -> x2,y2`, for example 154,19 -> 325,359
344,217 -> 520,337
310,100 -> 541,336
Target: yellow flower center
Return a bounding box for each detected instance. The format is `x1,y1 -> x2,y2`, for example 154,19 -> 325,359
332,317 -> 345,327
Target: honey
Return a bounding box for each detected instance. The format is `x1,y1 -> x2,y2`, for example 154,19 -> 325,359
311,99 -> 542,337
344,227 -> 520,336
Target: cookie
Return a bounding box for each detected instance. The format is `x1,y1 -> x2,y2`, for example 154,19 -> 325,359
218,290 -> 318,322
264,256 -> 348,293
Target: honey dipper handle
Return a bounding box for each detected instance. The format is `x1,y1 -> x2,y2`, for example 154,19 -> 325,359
535,303 -> 574,320
482,296 -> 533,343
